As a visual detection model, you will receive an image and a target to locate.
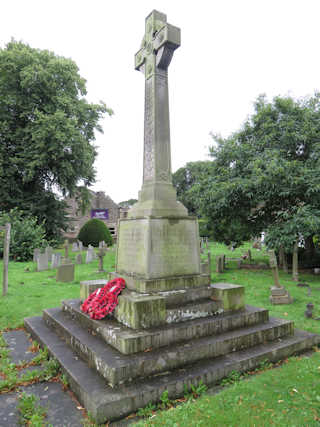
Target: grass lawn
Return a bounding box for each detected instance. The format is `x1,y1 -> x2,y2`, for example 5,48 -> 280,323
1,243 -> 320,426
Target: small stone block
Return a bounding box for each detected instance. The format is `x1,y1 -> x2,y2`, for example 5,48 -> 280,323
56,264 -> 75,283
270,294 -> 293,304
115,292 -> 166,329
210,282 -> 245,311
270,286 -> 287,296
80,279 -> 107,301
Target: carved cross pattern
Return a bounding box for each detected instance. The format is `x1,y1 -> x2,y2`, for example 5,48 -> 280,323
135,10 -> 180,79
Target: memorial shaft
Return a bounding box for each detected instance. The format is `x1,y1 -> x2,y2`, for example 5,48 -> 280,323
129,10 -> 186,218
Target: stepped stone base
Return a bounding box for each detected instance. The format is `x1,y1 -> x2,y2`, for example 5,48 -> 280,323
25,315 -> 320,424
24,278 -> 320,423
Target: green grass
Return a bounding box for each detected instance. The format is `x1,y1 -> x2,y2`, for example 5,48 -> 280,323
135,352 -> 320,426
1,242 -> 320,426
0,248 -> 116,329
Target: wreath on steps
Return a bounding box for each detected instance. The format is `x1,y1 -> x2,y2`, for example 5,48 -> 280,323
81,278 -> 125,320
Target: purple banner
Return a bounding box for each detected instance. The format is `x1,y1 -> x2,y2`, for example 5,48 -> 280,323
91,209 -> 109,220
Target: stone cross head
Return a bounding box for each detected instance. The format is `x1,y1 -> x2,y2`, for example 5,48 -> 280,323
135,10 -> 180,79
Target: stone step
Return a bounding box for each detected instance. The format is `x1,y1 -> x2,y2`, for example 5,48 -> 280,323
42,307 -> 293,387
62,299 -> 269,354
24,315 -> 320,424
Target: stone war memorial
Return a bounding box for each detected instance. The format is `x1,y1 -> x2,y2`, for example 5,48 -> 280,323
25,11 -> 320,424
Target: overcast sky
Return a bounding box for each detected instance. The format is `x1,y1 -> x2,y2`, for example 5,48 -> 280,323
2,0 -> 320,203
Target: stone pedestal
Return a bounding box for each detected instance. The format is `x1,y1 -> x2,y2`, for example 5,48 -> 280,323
270,286 -> 293,304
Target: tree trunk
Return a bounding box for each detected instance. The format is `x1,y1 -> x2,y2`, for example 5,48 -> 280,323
278,246 -> 284,268
292,240 -> 299,282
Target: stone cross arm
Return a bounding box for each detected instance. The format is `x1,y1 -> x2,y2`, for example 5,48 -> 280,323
135,10 -> 181,76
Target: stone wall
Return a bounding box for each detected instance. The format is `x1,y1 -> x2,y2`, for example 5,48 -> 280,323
64,191 -> 120,239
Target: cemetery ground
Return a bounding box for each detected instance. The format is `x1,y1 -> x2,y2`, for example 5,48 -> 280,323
0,244 -> 319,426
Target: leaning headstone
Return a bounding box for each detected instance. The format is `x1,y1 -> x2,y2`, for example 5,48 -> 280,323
33,248 -> 40,262
269,250 -> 293,304
56,264 -> 75,283
75,253 -> 83,265
37,253 -> 49,272
45,246 -> 53,259
51,253 -> 62,269
72,242 -> 78,252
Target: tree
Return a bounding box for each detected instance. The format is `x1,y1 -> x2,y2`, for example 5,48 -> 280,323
118,199 -> 138,208
0,40 -> 112,240
194,94 -> 320,258
172,161 -> 213,216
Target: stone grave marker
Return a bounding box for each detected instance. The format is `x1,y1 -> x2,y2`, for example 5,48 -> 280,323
85,249 -> 94,264
78,241 -> 83,251
37,253 -> 49,272
269,250 -> 293,304
63,240 -> 69,259
75,253 -> 83,264
45,246 -> 53,259
56,264 -> 75,283
216,255 -> 224,273
2,223 -> 11,296
33,248 -> 40,262
97,248 -> 106,272
51,253 -> 62,269
72,242 -> 79,252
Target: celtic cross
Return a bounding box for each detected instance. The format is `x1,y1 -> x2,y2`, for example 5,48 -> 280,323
134,10 -> 180,185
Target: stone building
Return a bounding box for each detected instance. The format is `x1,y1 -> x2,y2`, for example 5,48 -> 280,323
64,191 -> 120,240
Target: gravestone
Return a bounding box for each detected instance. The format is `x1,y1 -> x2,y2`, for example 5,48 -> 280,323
45,246 -> 53,259
75,253 -> 83,264
269,250 -> 293,304
2,223 -> 11,296
85,250 -> 94,264
33,248 -> 40,262
37,253 -> 49,272
97,248 -> 106,272
72,243 -> 79,252
78,241 -> 83,252
56,264 -> 75,283
63,240 -> 69,259
51,253 -> 62,269
99,241 -> 105,249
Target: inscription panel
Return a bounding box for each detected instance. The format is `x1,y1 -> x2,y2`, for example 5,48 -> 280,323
148,218 -> 200,278
117,219 -> 149,275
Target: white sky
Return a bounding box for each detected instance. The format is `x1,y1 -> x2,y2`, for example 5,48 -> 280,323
2,0 -> 320,203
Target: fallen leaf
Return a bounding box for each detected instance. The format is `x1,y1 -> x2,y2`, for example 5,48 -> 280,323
284,312 -> 288,316
292,388 -> 298,393
278,400 -> 284,403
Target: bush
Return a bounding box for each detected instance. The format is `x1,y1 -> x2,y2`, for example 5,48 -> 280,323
77,219 -> 113,247
0,209 -> 47,261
